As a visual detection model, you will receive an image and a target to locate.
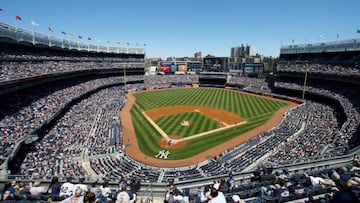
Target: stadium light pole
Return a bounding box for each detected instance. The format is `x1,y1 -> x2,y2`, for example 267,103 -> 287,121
302,62 -> 308,100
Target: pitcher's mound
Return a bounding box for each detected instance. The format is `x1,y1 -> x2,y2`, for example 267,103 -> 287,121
159,135 -> 186,149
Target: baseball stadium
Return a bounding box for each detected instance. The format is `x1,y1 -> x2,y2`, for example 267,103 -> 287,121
0,20 -> 360,203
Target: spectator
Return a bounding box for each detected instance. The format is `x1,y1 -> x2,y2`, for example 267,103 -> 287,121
61,187 -> 84,203
330,190 -> 358,203
1,181 -> 16,201
29,180 -> 46,196
164,183 -> 184,203
46,176 -> 63,201
60,177 -> 76,198
232,195 -> 245,203
129,176 -> 141,194
101,181 -> 112,201
273,181 -> 290,198
116,184 -> 136,203
207,183 -> 226,203
74,177 -> 88,196
83,191 -> 97,203
198,185 -> 211,203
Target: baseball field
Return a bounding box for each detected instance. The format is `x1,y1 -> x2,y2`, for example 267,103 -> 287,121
120,87 -> 297,167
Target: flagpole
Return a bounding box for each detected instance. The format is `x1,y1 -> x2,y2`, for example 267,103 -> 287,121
32,24 -> 35,45
48,31 -> 52,47
14,18 -> 18,42
97,40 -> 100,52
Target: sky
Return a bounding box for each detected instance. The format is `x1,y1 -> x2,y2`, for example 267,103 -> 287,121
0,0 -> 359,58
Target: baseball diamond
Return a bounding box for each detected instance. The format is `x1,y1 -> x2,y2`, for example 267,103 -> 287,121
120,87 -> 297,167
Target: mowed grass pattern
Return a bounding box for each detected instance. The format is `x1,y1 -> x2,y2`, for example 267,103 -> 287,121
156,112 -> 219,137
130,88 -> 289,160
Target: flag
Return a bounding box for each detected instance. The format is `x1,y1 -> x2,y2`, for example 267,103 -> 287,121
117,42 -> 120,45
78,35 -> 82,39
107,40 -> 110,43
61,31 -> 66,35
0,8 -> 3,11
31,20 -> 39,26
357,30 -> 360,34
136,43 -> 139,46
48,27 -> 54,32
68,32 -> 73,36
15,15 -> 22,21
88,37 -> 91,40
144,43 -> 146,46
337,34 -> 339,39
127,42 -> 130,45
292,39 -> 294,43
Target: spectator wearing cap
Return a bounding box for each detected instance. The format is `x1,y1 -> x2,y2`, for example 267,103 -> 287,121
227,174 -> 235,192
232,195 -> 245,203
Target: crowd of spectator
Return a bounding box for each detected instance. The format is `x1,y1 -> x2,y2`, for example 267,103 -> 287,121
2,70 -> 357,187
226,76 -> 272,93
265,101 -> 340,165
277,63 -> 360,77
274,78 -> 359,156
0,75 -> 142,169
144,75 -> 199,85
3,160 -> 360,202
1,43 -> 359,202
0,61 -> 144,82
90,156 -> 161,183
19,86 -> 127,179
0,44 -> 145,82
0,174 -> 141,202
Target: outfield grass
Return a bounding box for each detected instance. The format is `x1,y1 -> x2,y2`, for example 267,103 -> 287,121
130,88 -> 289,160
